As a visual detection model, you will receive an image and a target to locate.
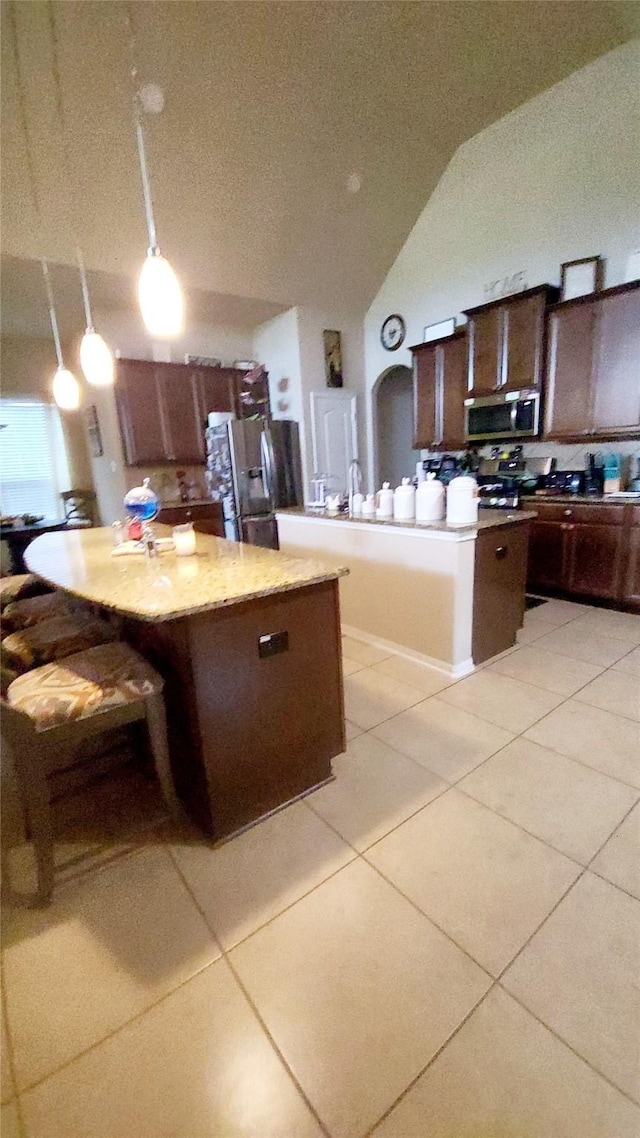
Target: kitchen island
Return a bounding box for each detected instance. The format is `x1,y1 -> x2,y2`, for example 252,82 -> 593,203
276,508 -> 536,675
24,527 -> 348,839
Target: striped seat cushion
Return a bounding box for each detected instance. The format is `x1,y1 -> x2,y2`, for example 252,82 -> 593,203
1,612 -> 117,677
0,575 -> 52,613
6,642 -> 163,732
1,590 -> 72,632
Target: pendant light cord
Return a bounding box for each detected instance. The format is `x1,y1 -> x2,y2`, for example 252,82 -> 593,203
76,248 -> 94,329
42,260 -> 64,368
8,1 -> 44,236
126,2 -> 158,252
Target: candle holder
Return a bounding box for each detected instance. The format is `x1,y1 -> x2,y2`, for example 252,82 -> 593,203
173,521 -> 197,556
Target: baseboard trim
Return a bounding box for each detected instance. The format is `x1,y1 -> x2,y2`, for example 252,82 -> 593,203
341,623 -> 475,679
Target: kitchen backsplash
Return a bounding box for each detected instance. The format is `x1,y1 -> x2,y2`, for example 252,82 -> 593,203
124,464 -> 208,503
420,440 -> 640,480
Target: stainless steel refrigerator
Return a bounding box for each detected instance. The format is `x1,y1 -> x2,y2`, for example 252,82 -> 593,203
204,419 -> 303,548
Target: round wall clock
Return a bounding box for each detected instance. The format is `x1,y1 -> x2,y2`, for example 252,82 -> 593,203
380,314 -> 406,351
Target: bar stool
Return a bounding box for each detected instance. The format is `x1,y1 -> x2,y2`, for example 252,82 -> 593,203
1,641 -> 177,907
0,574 -> 52,612
2,589 -> 74,632
1,611 -> 117,680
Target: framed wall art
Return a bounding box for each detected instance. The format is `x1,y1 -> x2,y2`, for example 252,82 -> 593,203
560,255 -> 604,301
85,404 -> 103,457
323,329 -> 343,388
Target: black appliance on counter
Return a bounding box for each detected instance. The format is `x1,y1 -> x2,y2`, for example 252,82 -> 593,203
584,453 -> 605,496
421,454 -> 462,485
543,470 -> 585,496
205,419 -> 303,548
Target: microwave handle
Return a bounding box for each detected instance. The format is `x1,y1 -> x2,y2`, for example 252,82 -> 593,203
510,400 -> 518,432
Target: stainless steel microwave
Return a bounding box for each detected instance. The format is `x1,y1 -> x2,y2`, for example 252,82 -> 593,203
464,389 -> 541,443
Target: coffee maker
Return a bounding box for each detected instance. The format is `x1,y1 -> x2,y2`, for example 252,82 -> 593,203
584,453 -> 604,497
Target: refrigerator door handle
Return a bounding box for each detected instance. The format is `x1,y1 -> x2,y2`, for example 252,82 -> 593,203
261,428 -> 276,503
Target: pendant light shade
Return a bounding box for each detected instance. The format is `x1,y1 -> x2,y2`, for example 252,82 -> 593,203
52,366 -> 81,411
80,328 -> 114,386
138,248 -> 184,337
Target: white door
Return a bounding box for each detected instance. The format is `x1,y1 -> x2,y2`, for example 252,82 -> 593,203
310,390 -> 358,495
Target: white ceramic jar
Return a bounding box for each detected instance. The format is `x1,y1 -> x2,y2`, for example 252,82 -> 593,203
376,482 -> 394,518
415,473 -> 445,522
393,477 -> 416,521
446,474 -> 479,526
350,492 -> 365,516
361,493 -> 376,518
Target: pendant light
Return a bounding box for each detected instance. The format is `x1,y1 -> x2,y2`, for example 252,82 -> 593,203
77,250 -> 114,386
42,260 -> 81,411
134,114 -> 184,337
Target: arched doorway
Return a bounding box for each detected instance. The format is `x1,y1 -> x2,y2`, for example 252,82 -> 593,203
372,365 -> 416,488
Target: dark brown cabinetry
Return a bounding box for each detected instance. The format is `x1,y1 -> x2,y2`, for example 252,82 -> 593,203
526,500 -> 630,604
116,358 -> 268,466
463,285 -> 558,397
410,330 -> 466,450
156,501 -> 224,538
623,507 -> 640,608
544,282 -> 640,441
472,520 -> 531,664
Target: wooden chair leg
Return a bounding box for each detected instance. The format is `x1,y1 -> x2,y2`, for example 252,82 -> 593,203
1,732 -> 54,907
145,693 -> 181,818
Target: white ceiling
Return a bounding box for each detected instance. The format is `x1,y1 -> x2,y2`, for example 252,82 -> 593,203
1,1 -> 638,335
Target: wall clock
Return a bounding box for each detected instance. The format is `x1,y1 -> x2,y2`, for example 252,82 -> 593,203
380,314 -> 406,351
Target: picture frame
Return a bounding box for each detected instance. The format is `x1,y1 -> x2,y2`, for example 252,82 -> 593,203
560,255 -> 603,301
323,329 -> 343,388
85,404 -> 103,458
422,317 -> 456,343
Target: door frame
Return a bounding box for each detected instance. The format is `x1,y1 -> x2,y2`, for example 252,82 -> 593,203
370,364 -> 413,491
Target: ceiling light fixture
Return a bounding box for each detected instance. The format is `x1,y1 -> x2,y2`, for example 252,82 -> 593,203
77,250 -> 114,386
133,95 -> 183,338
42,260 -> 81,411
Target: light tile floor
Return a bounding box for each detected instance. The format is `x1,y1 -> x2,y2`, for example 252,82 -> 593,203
1,600 -> 639,1137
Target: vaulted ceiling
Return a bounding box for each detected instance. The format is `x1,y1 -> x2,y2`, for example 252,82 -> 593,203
2,0 -> 638,330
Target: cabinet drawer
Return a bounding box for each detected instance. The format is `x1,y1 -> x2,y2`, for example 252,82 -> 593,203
630,506 -> 640,527
157,502 -> 224,537
531,502 -> 626,526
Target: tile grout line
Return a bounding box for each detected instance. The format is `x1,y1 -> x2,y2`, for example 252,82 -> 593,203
166,849 -> 334,1138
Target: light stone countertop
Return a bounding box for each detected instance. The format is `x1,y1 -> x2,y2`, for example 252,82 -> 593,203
277,506 -> 537,535
24,526 -> 348,623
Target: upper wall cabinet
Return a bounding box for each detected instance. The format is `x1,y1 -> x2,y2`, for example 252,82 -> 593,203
411,329 -> 467,450
116,359 -> 253,466
544,281 -> 640,441
463,285 -> 559,397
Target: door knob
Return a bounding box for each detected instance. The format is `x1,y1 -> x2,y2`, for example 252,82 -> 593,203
495,546 -> 508,559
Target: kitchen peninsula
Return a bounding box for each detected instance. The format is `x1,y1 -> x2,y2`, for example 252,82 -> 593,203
24,527 -> 348,839
277,508 -> 536,675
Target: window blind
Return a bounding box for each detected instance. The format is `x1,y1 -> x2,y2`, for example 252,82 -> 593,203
0,400 -> 70,519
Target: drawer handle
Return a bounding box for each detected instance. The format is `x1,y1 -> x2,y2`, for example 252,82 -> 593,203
564,509 -> 572,516
495,545 -> 508,560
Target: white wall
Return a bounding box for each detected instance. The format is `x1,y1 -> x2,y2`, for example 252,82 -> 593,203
252,308 -> 303,424
364,39 -> 640,486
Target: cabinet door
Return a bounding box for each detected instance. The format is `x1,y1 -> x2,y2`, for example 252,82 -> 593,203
544,304 -> 596,438
526,520 -> 568,592
623,525 -> 640,608
115,359 -> 167,465
591,288 -> 640,436
467,308 -> 501,395
157,365 -> 206,463
566,523 -> 624,600
198,368 -> 237,417
502,292 -> 546,391
473,522 -> 530,664
440,334 -> 467,449
412,346 -> 437,448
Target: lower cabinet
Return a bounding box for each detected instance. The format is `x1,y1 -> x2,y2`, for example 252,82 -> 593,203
156,501 -> 224,538
472,521 -> 530,664
623,508 -> 640,607
526,500 -> 635,607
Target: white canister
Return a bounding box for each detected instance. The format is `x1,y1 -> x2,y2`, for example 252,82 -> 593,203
376,482 -> 394,518
361,493 -> 376,518
415,473 -> 445,522
393,477 -> 416,521
350,492 -> 365,516
446,474 -> 479,526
